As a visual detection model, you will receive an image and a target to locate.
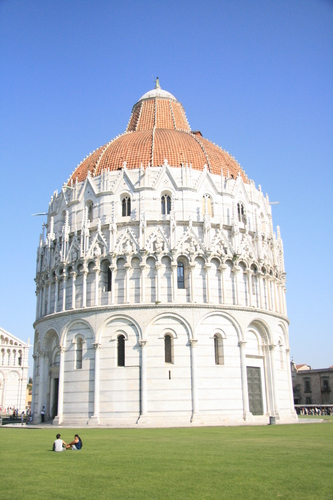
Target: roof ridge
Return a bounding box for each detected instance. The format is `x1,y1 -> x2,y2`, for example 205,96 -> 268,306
169,100 -> 177,130
151,126 -> 156,166
189,131 -> 212,173
134,101 -> 143,132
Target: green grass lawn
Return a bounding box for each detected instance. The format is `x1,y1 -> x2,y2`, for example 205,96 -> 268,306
0,424 -> 332,499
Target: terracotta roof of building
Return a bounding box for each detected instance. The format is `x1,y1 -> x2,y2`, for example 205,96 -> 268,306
68,81 -> 249,184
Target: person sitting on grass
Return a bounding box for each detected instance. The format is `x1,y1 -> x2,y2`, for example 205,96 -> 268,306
53,433 -> 67,452
66,434 -> 82,450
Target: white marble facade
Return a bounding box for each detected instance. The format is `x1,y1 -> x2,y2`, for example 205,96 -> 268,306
0,327 -> 29,412
32,87 -> 296,426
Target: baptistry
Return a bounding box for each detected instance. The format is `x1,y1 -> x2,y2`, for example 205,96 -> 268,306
32,80 -> 296,426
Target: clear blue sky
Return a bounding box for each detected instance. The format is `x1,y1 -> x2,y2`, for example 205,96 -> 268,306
1,0 -> 332,375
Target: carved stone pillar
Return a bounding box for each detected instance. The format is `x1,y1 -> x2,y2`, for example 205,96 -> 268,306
41,282 -> 46,317
54,276 -> 59,313
189,263 -> 195,303
89,342 -> 101,425
125,263 -> 131,304
219,263 -> 226,304
233,265 -> 240,305
171,263 -> 177,302
258,272 -> 263,309
190,339 -> 198,420
82,270 -> 88,308
94,267 -> 100,306
155,263 -> 161,303
247,270 -> 252,307
204,264 -> 211,303
140,264 -> 146,304
139,340 -> 147,415
71,272 -> 76,309
62,273 -> 67,312
47,280 -> 52,315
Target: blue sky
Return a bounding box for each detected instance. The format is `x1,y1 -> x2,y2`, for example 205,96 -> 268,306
1,0 -> 332,375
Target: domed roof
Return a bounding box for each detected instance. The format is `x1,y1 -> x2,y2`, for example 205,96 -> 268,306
68,80 -> 249,184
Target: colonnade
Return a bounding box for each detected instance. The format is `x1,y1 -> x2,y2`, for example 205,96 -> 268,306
35,258 -> 287,320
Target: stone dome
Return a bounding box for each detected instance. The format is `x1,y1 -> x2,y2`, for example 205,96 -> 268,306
69,80 -> 249,184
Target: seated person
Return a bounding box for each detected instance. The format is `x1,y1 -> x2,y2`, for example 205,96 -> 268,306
53,434 -> 67,452
66,434 -> 82,450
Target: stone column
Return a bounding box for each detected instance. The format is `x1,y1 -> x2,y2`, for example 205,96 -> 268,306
267,276 -> 272,310
62,273 -> 67,312
239,340 -> 251,420
54,277 -> 59,313
233,265 -> 240,305
189,263 -> 195,303
124,263 -> 131,303
258,273 -> 263,309
41,283 -> 46,317
82,270 -> 88,308
247,270 -> 252,307
140,264 -> 146,304
155,263 -> 161,303
89,342 -> 101,425
71,272 -> 76,309
53,346 -> 65,425
35,288 -> 39,320
139,340 -> 148,416
190,339 -> 198,420
204,264 -> 211,303
171,263 -> 177,302
47,280 -> 52,315
94,267 -> 100,306
269,344 -> 279,418
219,263 -> 226,304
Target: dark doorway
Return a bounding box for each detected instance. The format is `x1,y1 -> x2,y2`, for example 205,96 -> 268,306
52,378 -> 59,418
247,366 -> 263,415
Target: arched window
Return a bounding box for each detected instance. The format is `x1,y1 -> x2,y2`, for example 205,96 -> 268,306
177,262 -> 185,289
202,194 -> 213,217
164,334 -> 173,363
17,350 -> 22,366
237,202 -> 245,223
214,334 -> 224,365
117,334 -> 125,367
76,339 -> 83,369
122,196 -> 131,217
12,350 -> 16,366
7,349 -> 10,366
161,194 -> 171,215
1,349 -> 4,365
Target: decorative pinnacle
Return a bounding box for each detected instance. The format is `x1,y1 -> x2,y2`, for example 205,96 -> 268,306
155,77 -> 160,89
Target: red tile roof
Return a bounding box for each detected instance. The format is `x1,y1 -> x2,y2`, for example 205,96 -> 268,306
69,89 -> 249,184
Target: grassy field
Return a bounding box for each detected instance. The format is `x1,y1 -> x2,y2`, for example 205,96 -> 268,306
0,424 -> 332,499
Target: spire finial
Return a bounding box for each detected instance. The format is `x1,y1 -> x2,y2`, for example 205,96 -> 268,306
155,77 -> 160,89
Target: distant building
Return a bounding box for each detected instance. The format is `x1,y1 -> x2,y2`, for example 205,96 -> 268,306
291,361 -> 333,406
0,327 -> 29,411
